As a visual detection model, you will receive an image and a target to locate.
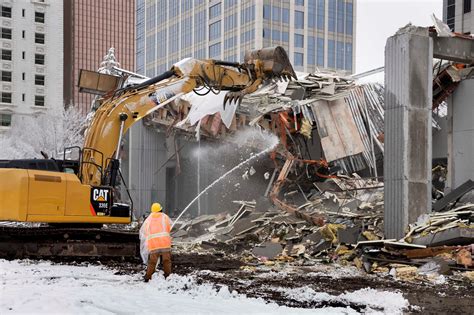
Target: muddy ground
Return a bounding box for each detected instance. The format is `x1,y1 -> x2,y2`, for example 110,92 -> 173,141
94,252 -> 473,314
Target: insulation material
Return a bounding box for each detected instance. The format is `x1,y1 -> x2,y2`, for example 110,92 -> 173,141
311,99 -> 365,162
179,92 -> 237,128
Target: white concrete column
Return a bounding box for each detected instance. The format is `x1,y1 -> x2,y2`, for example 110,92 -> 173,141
384,28 -> 433,239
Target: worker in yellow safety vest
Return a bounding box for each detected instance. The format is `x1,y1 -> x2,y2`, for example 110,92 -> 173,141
140,202 -> 172,282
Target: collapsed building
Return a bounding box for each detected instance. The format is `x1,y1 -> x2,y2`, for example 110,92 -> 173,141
120,19 -> 473,277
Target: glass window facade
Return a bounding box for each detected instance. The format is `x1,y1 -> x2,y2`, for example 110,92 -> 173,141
317,0 -> 325,30
241,5 -> 255,24
317,38 -> 324,66
295,34 -> 304,48
328,0 -> 336,32
194,47 -> 206,59
209,20 -> 221,41
35,12 -> 45,23
272,29 -> 280,41
241,29 -> 255,43
345,43 -> 352,71
337,0 -> 345,33
35,33 -> 45,44
263,4 -> 271,20
194,10 -> 206,43
224,36 -> 237,50
1,28 -> 11,39
1,70 -> 11,82
282,8 -> 289,24
136,0 -> 145,74
1,49 -> 11,60
157,30 -> 166,58
146,33 -> 156,65
263,28 -> 270,39
1,92 -> 12,103
346,2 -> 353,35
181,16 -> 192,49
295,11 -> 304,29
224,13 -> 237,31
272,6 -> 280,22
209,42 -> 221,58
447,0 -> 455,30
308,0 -> 316,28
35,95 -> 45,106
225,0 -> 237,9
157,0 -> 167,24
209,3 -> 221,19
35,75 -> 45,86
181,0 -> 192,12
308,36 -> 315,65
0,113 -> 11,126
1,6 -> 11,18
137,0 -> 355,81
169,23 -> 179,53
328,40 -> 335,68
336,41 -> 344,69
169,1 -> 179,18
294,52 -> 303,66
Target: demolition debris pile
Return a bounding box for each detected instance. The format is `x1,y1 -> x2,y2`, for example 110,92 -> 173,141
165,61 -> 473,283
171,174 -> 473,282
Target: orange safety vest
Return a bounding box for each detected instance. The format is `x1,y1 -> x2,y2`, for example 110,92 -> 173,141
144,212 -> 172,251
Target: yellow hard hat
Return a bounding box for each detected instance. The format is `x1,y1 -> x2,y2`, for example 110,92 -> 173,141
151,203 -> 162,213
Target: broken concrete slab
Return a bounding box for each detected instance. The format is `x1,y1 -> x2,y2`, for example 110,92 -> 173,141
337,226 -> 362,245
411,226 -> 474,246
302,232 -> 323,244
252,242 -> 282,259
308,239 -> 332,255
255,196 -> 273,212
433,179 -> 474,212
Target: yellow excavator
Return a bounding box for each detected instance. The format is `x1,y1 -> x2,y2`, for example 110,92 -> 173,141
0,47 -> 296,228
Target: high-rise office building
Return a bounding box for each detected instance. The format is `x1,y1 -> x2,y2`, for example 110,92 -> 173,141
0,0 -> 63,130
136,0 -> 356,77
443,0 -> 472,33
63,0 -> 136,114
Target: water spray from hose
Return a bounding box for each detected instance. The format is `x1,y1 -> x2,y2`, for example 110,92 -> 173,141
171,129 -> 278,230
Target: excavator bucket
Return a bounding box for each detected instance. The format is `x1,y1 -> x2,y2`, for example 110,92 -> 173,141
244,46 -> 297,82
223,46 -> 296,107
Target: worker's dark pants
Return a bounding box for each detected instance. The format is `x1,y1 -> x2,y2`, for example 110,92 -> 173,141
145,250 -> 172,280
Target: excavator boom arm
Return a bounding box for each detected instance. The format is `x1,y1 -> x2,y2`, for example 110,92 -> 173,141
81,47 -> 296,187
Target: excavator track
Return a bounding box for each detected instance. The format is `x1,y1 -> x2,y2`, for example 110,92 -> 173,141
0,224 -> 139,260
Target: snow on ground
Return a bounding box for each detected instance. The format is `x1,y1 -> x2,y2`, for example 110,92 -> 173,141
1,259 -> 409,314
279,286 -> 409,314
1,259 -> 368,315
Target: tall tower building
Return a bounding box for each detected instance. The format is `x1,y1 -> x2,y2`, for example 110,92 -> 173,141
136,0 -> 356,77
443,0 -> 472,33
63,0 -> 136,114
0,0 -> 63,130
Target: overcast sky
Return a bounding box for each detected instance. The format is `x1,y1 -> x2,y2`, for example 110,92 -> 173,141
356,0 -> 443,74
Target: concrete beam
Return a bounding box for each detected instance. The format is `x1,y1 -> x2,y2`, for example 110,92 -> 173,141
432,36 -> 474,64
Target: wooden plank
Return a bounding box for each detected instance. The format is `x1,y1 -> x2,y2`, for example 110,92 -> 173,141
311,99 -> 365,162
